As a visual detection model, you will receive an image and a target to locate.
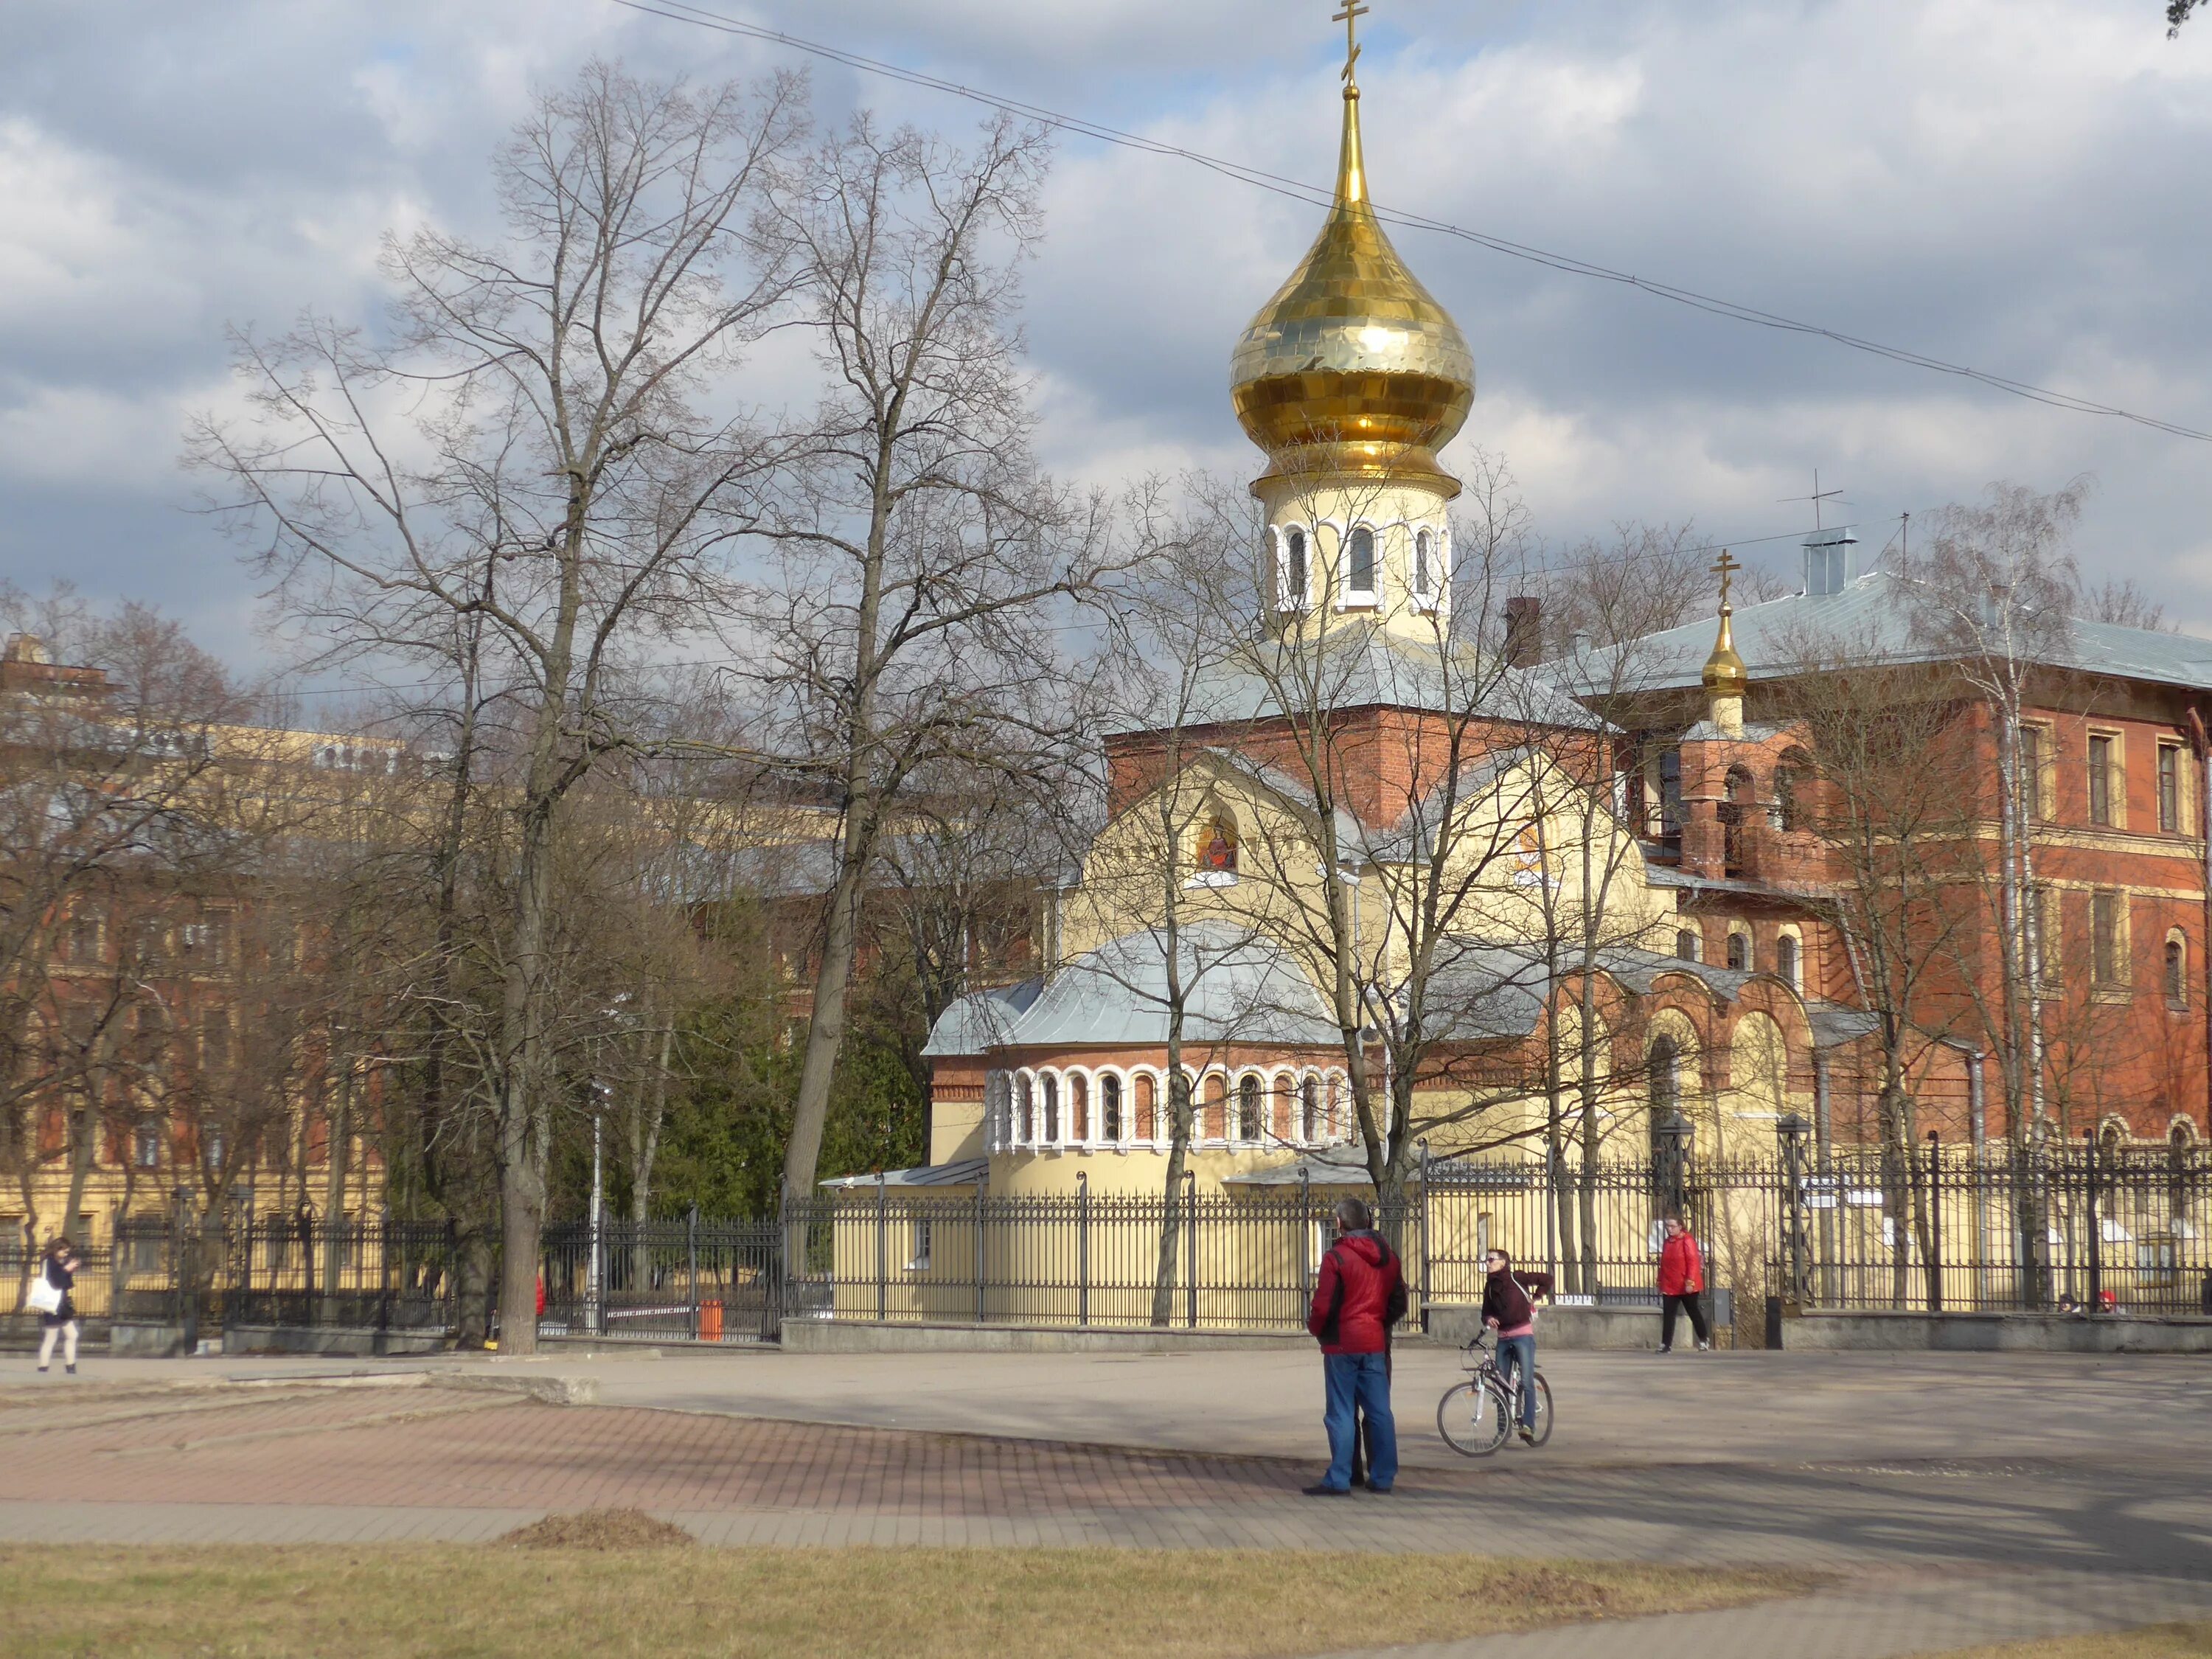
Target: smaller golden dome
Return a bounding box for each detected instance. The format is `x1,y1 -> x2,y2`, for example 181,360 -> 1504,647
1701,551 -> 1747,698
1231,85 -> 1474,489
1702,608 -> 1747,699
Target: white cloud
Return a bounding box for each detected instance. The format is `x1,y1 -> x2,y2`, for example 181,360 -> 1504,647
3,0 -> 2211,672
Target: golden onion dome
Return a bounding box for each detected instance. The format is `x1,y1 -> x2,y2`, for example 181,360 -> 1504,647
1231,84 -> 1475,489
1702,606 -> 1748,699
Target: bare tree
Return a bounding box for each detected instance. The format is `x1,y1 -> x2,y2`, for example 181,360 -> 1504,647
1764,644 -> 1983,1307
0,592 -> 253,1253
1060,482 -> 1301,1322
189,63 -> 806,1351
1152,464 -> 1596,1205
1902,479 -> 2088,1153
2074,577 -> 2168,632
1530,518 -> 1790,653
732,113 -> 1119,1206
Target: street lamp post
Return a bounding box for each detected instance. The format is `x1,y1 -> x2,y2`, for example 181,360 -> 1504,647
588,1080 -> 609,1337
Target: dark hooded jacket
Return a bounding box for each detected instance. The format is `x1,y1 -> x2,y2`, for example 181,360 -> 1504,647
1307,1229 -> 1406,1356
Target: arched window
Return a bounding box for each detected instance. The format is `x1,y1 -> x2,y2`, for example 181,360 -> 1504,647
1777,749 -> 1813,832
1722,766 -> 1756,875
1194,807 -> 1238,875
1281,526 -> 1309,608
1675,928 -> 1700,963
1658,748 -> 1683,841
1135,1074 -> 1156,1140
1301,1076 -> 1319,1142
1237,1073 -> 1263,1141
1203,1072 -> 1225,1141
1413,528 -> 1436,605
2167,933 -> 2188,1009
1776,933 -> 1801,992
1345,526 -> 1376,600
1069,1073 -> 1089,1142
1042,1073 -> 1060,1144
1101,1074 -> 1122,1142
1015,1075 -> 1033,1144
1726,931 -> 1749,972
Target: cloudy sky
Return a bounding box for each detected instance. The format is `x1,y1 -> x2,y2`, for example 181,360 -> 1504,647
4,0 -> 2210,673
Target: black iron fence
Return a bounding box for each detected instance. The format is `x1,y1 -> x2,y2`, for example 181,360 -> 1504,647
774,1178 -> 1418,1333
4,1216 -> 462,1338
14,1134 -> 2208,1346
540,1214 -> 780,1344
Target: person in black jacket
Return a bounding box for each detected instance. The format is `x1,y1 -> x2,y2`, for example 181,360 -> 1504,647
36,1238 -> 82,1375
1481,1249 -> 1553,1444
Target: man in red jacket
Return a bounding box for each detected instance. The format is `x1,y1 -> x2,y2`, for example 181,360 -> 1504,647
1304,1197 -> 1406,1495
1657,1214 -> 1711,1353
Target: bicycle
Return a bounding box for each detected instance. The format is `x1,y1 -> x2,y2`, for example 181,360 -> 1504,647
1436,1329 -> 1553,1455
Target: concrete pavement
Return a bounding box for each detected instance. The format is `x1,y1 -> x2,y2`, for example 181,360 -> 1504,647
3,1344 -> 2209,1656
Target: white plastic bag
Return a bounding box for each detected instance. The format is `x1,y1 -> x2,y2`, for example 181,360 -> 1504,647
25,1273 -> 61,1315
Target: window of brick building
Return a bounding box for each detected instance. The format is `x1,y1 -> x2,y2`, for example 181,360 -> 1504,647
201,1012 -> 232,1074
2018,725 -> 2048,823
1237,1073 -> 1262,1141
2091,891 -> 2126,987
1726,931 -> 1749,972
2159,742 -> 2184,833
1776,933 -> 1801,992
1301,1077 -> 1319,1141
1101,1074 -> 1122,1142
1674,928 -> 1699,963
2031,886 -> 2061,986
2088,734 -> 2118,827
132,1121 -> 161,1169
2167,933 -> 2188,1009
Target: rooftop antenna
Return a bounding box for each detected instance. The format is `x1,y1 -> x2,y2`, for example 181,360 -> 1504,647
1778,468 -> 1848,533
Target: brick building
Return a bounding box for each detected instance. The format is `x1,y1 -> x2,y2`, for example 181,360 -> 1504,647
1575,530 -> 2212,1148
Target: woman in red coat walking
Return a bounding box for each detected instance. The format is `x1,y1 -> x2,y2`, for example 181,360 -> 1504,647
1657,1215 -> 1711,1352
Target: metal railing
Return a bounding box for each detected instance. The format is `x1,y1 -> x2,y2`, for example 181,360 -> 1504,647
18,1130 -> 2207,1348
540,1211 -> 780,1343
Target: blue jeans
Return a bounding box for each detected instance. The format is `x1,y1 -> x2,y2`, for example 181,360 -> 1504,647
1497,1334 -> 1538,1429
1321,1351 -> 1397,1491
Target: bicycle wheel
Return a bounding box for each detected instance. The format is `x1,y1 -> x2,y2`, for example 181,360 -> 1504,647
1436,1377 -> 1509,1457
1528,1371 -> 1554,1446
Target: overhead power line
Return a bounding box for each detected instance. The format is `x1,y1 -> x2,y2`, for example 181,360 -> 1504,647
605,0 -> 2212,445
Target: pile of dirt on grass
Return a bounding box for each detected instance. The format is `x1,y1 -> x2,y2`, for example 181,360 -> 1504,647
499,1508 -> 695,1550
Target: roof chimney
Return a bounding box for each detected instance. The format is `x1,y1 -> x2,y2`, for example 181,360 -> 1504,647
1804,527 -> 1858,597
1503,597 -> 1542,667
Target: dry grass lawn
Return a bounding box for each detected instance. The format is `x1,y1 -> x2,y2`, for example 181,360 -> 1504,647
0,1537 -> 1812,1658
1946,1626 -> 2212,1658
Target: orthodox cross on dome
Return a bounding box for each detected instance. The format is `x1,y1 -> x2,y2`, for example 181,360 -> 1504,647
1709,549 -> 1740,611
1333,0 -> 1368,84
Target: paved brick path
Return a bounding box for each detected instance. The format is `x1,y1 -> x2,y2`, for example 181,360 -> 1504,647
1,1361 -> 2208,1655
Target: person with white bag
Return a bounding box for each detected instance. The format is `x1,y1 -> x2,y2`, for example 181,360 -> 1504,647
29,1238 -> 81,1374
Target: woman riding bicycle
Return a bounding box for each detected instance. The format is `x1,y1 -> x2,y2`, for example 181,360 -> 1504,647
1481,1248 -> 1552,1446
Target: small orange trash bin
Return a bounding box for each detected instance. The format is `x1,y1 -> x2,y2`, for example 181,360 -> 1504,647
698,1301 -> 723,1342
